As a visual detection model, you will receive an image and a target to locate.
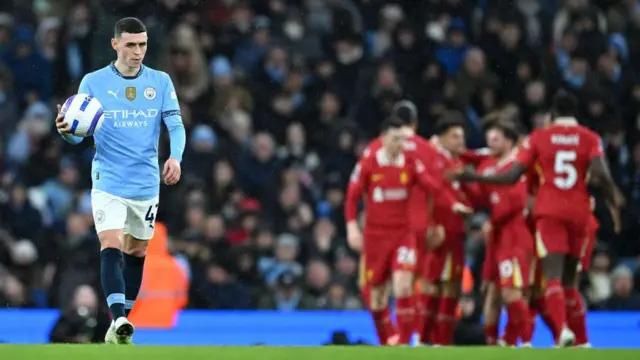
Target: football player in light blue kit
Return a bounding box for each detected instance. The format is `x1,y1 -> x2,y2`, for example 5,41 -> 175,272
55,17 -> 185,345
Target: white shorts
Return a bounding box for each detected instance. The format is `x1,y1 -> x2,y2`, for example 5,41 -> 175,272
91,189 -> 159,240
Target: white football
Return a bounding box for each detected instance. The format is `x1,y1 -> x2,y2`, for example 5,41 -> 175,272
60,93 -> 105,137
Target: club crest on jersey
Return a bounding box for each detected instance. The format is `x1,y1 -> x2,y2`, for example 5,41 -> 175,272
400,171 -> 408,184
144,87 -> 157,100
125,86 -> 136,101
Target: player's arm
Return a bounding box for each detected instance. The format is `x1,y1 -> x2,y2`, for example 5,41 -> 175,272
161,73 -> 186,185
345,159 -> 369,252
345,159 -> 369,226
161,73 -> 186,162
590,156 -> 624,208
454,161 -> 527,185
413,158 -> 473,215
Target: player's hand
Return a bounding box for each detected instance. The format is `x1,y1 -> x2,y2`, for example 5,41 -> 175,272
446,165 -> 477,181
481,221 -> 492,241
452,202 -> 473,216
347,221 -> 363,252
55,104 -> 71,134
163,158 -> 181,185
425,225 -> 445,249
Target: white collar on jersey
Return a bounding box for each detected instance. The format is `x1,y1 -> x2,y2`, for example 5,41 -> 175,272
554,117 -> 578,126
376,148 -> 405,167
434,142 -> 453,159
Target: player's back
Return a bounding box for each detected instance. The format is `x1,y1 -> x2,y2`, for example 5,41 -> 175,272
80,63 -> 174,200
530,122 -> 600,223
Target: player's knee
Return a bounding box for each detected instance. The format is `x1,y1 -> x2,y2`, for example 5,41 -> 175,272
370,285 -> 389,310
542,254 -> 564,280
98,229 -> 124,250
500,287 -> 523,304
419,278 -> 440,296
392,271 -> 413,298
122,235 -> 149,257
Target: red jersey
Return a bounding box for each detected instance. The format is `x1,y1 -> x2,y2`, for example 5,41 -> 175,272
428,145 -> 472,236
476,152 -> 529,227
345,147 -> 457,231
363,134 -> 439,231
516,118 -> 603,223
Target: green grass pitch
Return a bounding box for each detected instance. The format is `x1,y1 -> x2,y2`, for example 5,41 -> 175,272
2,345 -> 640,360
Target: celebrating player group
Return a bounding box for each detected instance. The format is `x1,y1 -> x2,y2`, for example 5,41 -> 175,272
346,91 -> 623,348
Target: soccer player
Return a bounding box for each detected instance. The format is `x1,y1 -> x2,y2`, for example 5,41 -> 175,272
346,118 -> 471,345
472,121 -> 535,346
451,91 -> 622,347
422,115 -> 473,346
55,17 -> 186,344
360,100 -> 447,344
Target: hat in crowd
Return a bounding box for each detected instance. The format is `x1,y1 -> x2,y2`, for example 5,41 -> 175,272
277,233 -> 299,248
210,56 -> 233,79
190,124 -> 217,148
611,265 -> 633,280
252,16 -> 271,31
240,198 -> 262,213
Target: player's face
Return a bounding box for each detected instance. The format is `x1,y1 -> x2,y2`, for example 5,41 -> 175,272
440,126 -> 465,155
112,32 -> 148,68
383,128 -> 405,156
487,128 -> 507,156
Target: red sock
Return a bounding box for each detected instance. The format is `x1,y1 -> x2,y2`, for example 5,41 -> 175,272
416,294 -> 438,343
533,295 -> 557,336
434,297 -> 458,345
544,279 -> 566,342
485,323 -> 498,345
506,299 -> 533,344
565,287 -> 588,345
395,296 -> 415,344
372,308 -> 395,345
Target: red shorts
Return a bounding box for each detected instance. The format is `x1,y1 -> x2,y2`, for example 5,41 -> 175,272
423,234 -> 465,283
580,229 -> 597,272
482,225 -> 534,289
535,217 -> 587,259
361,229 -> 417,286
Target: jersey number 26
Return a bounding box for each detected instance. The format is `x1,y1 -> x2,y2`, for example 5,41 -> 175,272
554,150 -> 577,189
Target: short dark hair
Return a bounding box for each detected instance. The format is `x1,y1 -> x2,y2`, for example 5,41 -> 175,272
380,117 -> 406,134
552,90 -> 578,117
114,17 -> 146,38
434,113 -> 466,136
485,120 -> 519,143
392,100 -> 418,125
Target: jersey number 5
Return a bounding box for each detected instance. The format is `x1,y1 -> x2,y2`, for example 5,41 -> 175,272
145,203 -> 159,228
554,150 -> 577,189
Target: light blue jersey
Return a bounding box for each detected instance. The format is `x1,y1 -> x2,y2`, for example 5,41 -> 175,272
63,62 -> 186,200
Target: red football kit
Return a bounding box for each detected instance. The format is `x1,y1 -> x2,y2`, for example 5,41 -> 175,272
346,147 -> 458,286
475,152 -> 534,288
516,119 -> 603,259
423,144 -> 472,283
363,134 -> 440,273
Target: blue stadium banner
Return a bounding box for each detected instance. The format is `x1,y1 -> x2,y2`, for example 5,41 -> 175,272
0,310 -> 639,347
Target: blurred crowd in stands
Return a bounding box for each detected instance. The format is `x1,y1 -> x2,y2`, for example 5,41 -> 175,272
1,0 -> 640,331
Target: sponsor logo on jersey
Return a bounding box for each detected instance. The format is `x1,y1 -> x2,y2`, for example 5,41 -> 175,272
371,174 -> 384,182
400,171 -> 408,184
126,86 -> 137,101
144,87 -> 157,100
